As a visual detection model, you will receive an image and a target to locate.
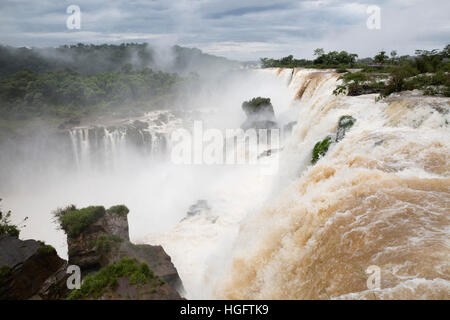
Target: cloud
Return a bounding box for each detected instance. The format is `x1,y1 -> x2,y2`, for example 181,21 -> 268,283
0,0 -> 448,61
205,3 -> 292,19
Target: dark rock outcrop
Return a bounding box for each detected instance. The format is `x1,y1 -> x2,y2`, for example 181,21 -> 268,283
0,235 -> 66,300
114,242 -> 184,292
186,200 -> 210,218
65,206 -> 128,273
0,204 -> 183,300
182,200 -> 217,224
62,205 -> 184,297
95,277 -> 182,300
241,97 -> 278,130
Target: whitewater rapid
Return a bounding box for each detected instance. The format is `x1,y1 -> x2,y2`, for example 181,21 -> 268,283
2,67 -> 448,300
146,68 -> 450,299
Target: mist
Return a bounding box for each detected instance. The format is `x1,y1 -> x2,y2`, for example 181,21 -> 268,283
0,66 -> 292,275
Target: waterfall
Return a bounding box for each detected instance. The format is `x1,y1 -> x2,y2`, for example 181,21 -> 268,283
145,68 -> 449,300
68,118 -> 172,171
218,69 -> 450,299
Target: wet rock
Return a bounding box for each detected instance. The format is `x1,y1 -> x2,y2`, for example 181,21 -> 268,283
257,148 -> 283,159
187,200 -> 210,217
241,97 -> 278,130
0,235 -> 66,300
57,204 -> 184,297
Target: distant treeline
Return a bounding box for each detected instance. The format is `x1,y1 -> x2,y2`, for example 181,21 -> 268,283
260,49 -> 358,69
0,66 -> 187,121
0,43 -> 237,78
260,46 -> 450,70
0,42 -> 240,123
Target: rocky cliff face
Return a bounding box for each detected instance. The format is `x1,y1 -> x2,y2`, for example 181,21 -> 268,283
66,206 -> 130,273
0,235 -> 67,300
1,204 -> 184,300
61,204 -> 184,299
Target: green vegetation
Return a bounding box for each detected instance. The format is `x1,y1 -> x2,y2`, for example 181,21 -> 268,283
260,55 -> 313,68
53,205 -> 105,237
311,136 -> 333,165
67,257 -> 161,300
106,205 -> 129,217
37,243 -> 57,256
262,45 -> 450,99
332,45 -> 450,98
260,49 -> 359,68
0,198 -> 23,238
0,42 -> 240,138
336,116 -> 356,142
0,265 -> 12,278
311,115 -> 356,164
374,51 -> 389,64
242,97 -> 274,116
0,43 -> 237,78
95,234 -> 123,256
0,67 -> 182,122
333,72 -> 387,96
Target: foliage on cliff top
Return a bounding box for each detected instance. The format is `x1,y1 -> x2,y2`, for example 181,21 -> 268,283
37,243 -> 57,256
67,257 -> 162,300
106,205 -> 129,217
0,198 -> 24,238
242,97 -> 274,116
53,205 -> 106,237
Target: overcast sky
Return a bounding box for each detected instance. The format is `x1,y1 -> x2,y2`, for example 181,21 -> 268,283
0,0 -> 448,60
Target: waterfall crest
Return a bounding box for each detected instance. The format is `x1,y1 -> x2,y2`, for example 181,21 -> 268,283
218,68 -> 450,299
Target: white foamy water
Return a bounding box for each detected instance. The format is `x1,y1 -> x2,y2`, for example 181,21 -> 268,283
2,68 -> 448,300
147,68 -> 450,300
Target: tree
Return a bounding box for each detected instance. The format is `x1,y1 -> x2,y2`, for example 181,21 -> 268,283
374,51 -> 389,64
0,198 -> 26,238
313,48 -> 325,57
442,44 -> 450,58
280,55 -> 294,66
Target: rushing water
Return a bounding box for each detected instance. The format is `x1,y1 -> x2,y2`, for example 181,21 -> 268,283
1,68 -> 448,300
148,68 -> 450,299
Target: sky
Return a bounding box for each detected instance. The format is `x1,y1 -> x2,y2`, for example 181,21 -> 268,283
0,0 -> 448,61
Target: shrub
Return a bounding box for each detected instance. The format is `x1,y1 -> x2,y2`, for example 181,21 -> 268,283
311,136 -> 333,164
67,257 -> 159,300
336,115 -> 356,142
95,235 -> 123,256
0,198 -> 21,238
106,205 -> 129,217
54,205 -> 105,237
37,244 -> 57,256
